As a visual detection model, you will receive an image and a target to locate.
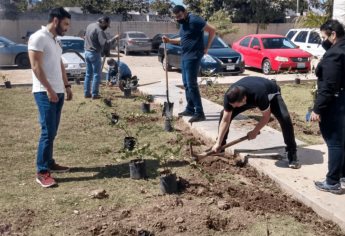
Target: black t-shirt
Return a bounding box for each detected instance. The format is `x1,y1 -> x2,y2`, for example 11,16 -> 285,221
223,77 -> 280,112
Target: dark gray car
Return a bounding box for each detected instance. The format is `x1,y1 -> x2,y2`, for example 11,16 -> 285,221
0,36 -> 30,68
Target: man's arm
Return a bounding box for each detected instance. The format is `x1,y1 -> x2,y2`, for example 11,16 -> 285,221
60,60 -> 73,101
203,23 -> 216,54
248,108 -> 271,139
29,50 -> 58,102
212,110 -> 232,152
98,30 -> 119,49
162,36 -> 181,45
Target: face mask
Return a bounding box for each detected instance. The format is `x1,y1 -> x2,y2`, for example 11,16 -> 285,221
321,39 -> 333,50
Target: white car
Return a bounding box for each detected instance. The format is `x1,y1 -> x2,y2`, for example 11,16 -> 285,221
57,36 -> 86,81
286,28 -> 325,59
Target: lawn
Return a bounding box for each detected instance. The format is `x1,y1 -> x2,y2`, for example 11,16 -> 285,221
199,81 -> 323,145
0,85 -> 342,236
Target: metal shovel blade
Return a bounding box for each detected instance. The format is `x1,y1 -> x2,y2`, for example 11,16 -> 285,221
163,102 -> 174,118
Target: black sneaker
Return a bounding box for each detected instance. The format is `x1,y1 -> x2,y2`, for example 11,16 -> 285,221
315,180 -> 343,194
288,160 -> 301,169
84,94 -> 92,98
189,114 -> 206,123
92,95 -> 102,100
287,151 -> 301,169
178,110 -> 194,117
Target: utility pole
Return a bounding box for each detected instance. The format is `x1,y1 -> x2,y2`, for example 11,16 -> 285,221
296,0 -> 300,16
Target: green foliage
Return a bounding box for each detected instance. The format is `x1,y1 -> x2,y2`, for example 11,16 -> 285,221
294,12 -> 330,28
150,0 -> 174,16
0,0 -> 27,19
208,10 -> 238,37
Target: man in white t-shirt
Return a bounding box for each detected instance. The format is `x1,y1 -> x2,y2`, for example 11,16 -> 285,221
28,7 -> 73,188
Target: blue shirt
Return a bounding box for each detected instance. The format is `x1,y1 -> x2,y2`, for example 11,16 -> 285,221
108,61 -> 132,79
179,13 -> 206,60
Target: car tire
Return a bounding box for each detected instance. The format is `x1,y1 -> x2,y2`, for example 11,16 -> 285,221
145,51 -> 150,55
16,53 -> 30,68
162,57 -> 172,71
262,59 -> 272,75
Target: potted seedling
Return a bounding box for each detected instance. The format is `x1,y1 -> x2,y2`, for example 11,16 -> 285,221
118,143 -> 151,179
119,76 -> 139,98
74,78 -> 81,85
1,73 -> 11,89
137,94 -> 154,113
152,144 -> 183,194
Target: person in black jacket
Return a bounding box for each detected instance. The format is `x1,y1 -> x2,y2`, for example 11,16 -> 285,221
311,20 -> 345,194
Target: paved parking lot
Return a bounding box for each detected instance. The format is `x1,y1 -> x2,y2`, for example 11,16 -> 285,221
1,52 -> 317,86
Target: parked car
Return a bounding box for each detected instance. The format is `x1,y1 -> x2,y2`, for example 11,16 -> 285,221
232,34 -> 312,74
158,34 -> 245,75
0,36 -> 30,68
57,36 -> 86,81
151,33 -> 176,52
119,31 -> 152,55
286,28 -> 325,59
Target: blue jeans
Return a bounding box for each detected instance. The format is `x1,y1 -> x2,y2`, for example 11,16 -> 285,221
181,58 -> 204,116
84,50 -> 102,97
34,92 -> 64,173
319,91 -> 345,185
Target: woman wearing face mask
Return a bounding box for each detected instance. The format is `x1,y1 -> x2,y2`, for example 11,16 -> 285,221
310,20 -> 345,194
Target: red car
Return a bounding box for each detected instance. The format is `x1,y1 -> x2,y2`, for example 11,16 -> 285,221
232,34 -> 312,74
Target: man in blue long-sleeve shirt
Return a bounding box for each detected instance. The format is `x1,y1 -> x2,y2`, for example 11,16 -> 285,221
106,58 -> 132,85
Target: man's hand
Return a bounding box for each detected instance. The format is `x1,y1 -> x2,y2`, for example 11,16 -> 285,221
211,143 -> 221,153
310,111 -> 321,122
162,35 -> 170,43
66,87 -> 73,101
47,89 -> 58,103
247,130 -> 259,140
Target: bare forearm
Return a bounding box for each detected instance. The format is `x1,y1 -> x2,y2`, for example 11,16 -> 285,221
205,31 -> 216,51
60,62 -> 69,86
168,38 -> 181,45
254,112 -> 271,132
216,119 -> 230,146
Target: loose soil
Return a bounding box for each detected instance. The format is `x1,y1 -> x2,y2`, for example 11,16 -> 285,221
199,82 -> 323,145
0,86 -> 342,236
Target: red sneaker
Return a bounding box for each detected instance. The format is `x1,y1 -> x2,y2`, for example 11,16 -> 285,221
36,172 -> 57,188
49,163 -> 70,173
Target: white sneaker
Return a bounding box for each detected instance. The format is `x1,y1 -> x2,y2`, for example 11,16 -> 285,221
340,178 -> 345,188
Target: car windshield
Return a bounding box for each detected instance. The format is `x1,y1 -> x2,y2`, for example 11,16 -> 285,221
129,33 -> 147,38
262,37 -> 297,49
204,36 -> 228,49
60,39 -> 84,53
0,37 -> 15,45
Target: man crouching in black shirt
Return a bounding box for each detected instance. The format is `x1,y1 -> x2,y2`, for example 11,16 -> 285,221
211,76 -> 301,169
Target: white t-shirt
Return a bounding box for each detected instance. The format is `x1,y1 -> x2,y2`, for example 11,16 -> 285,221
28,26 -> 64,93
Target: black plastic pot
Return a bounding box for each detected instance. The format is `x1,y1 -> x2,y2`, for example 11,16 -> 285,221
141,103 -> 150,113
206,80 -> 213,86
164,118 -> 173,132
74,78 -> 81,85
295,78 -> 301,84
124,88 -> 131,97
4,81 -> 11,89
124,136 -> 136,151
110,113 -> 119,125
160,172 -> 177,194
129,159 -> 147,179
103,98 -> 112,107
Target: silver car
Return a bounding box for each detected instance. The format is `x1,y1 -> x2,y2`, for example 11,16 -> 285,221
119,31 -> 152,55
57,36 -> 86,81
0,36 -> 30,68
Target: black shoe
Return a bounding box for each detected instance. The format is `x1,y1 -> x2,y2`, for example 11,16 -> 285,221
92,95 -> 102,100
189,114 -> 206,123
178,110 -> 194,117
288,160 -> 301,169
84,94 -> 92,98
315,180 -> 343,194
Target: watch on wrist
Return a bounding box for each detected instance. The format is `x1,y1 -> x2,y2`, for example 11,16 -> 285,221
65,84 -> 71,89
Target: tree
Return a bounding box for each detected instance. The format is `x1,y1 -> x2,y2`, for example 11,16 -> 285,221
183,0 -> 203,14
294,0 -> 333,28
150,0 -> 174,16
0,0 -> 28,19
208,10 -> 238,36
80,0 -> 112,14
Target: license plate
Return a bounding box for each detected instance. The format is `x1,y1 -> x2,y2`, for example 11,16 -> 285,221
297,63 -> 305,68
226,65 -> 235,71
70,69 -> 82,75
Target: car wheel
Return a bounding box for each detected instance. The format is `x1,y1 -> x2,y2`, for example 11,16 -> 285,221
146,51 -> 150,55
262,59 -> 272,75
16,53 -> 30,68
162,57 -> 172,71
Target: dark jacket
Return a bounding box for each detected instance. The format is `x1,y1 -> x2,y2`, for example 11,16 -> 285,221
313,38 -> 345,114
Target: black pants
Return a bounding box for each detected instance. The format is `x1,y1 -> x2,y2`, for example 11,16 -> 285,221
319,91 -> 345,185
219,94 -> 297,159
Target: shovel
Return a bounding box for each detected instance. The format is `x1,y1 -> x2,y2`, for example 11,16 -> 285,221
190,135 -> 249,162
162,43 -> 174,118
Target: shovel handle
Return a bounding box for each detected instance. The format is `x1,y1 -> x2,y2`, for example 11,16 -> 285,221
164,43 -> 170,103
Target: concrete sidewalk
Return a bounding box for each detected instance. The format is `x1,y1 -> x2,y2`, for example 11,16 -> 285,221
137,73 -> 345,232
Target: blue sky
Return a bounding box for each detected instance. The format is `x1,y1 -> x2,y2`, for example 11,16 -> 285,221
172,0 -> 185,6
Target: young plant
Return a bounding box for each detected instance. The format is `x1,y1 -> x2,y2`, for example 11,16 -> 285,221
1,73 -> 9,82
